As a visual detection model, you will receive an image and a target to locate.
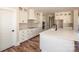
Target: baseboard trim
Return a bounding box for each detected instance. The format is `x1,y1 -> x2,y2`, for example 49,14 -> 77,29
20,35 -> 39,44
2,35 -> 39,52
1,46 -> 14,52
14,42 -> 20,46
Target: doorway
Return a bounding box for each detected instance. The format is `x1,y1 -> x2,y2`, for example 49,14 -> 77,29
49,16 -> 55,28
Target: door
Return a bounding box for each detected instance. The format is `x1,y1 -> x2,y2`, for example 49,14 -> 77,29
49,16 -> 55,28
0,8 -> 17,51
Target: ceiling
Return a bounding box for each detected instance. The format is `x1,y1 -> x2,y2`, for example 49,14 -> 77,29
28,7 -> 79,14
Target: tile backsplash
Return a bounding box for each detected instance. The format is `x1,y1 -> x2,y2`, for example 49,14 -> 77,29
19,23 -> 28,30
19,23 -> 38,30
63,23 -> 73,30
63,23 -> 73,27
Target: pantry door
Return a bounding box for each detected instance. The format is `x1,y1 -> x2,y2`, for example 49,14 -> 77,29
0,8 -> 17,51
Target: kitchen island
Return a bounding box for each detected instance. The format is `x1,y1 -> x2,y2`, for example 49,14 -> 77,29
40,28 -> 78,52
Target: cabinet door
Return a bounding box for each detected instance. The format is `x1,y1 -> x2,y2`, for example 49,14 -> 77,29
19,30 -> 24,43
19,30 -> 29,43
28,9 -> 36,19
24,9 -> 28,23
19,8 -> 24,23
34,12 -> 41,24
19,8 -> 28,23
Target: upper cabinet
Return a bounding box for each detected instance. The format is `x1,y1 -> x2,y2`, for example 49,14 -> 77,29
55,11 -> 72,23
28,9 -> 36,20
18,7 -> 28,23
18,7 -> 43,25
34,12 -> 40,23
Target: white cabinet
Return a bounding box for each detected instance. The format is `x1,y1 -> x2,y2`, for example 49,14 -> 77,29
34,12 -> 40,23
55,12 -> 72,23
28,9 -> 36,20
18,7 -> 28,23
19,30 -> 25,43
19,29 -> 33,43
19,30 -> 29,43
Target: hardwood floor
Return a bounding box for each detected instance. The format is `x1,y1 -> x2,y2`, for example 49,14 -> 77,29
2,35 -> 79,52
2,35 -> 41,52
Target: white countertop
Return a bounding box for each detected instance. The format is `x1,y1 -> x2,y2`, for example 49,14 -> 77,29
19,27 -> 42,30
40,28 -> 79,41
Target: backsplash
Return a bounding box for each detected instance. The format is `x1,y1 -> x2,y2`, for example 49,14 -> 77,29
19,23 -> 38,30
63,23 -> 73,27
63,23 -> 73,29
19,23 -> 28,30
27,22 -> 38,28
27,20 -> 39,28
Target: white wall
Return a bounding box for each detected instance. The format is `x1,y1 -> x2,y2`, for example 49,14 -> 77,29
38,12 -> 43,28
73,10 -> 79,31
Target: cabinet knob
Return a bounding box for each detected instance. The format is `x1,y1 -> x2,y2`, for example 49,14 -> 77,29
12,30 -> 15,32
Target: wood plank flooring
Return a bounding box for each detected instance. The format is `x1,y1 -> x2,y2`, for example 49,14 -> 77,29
2,35 -> 40,52
2,35 -> 79,52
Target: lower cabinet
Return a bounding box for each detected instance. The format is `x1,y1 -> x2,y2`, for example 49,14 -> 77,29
19,28 -> 42,43
19,30 -> 27,43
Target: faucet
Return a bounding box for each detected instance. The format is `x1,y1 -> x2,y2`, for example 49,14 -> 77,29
55,24 -> 57,31
52,24 -> 57,31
